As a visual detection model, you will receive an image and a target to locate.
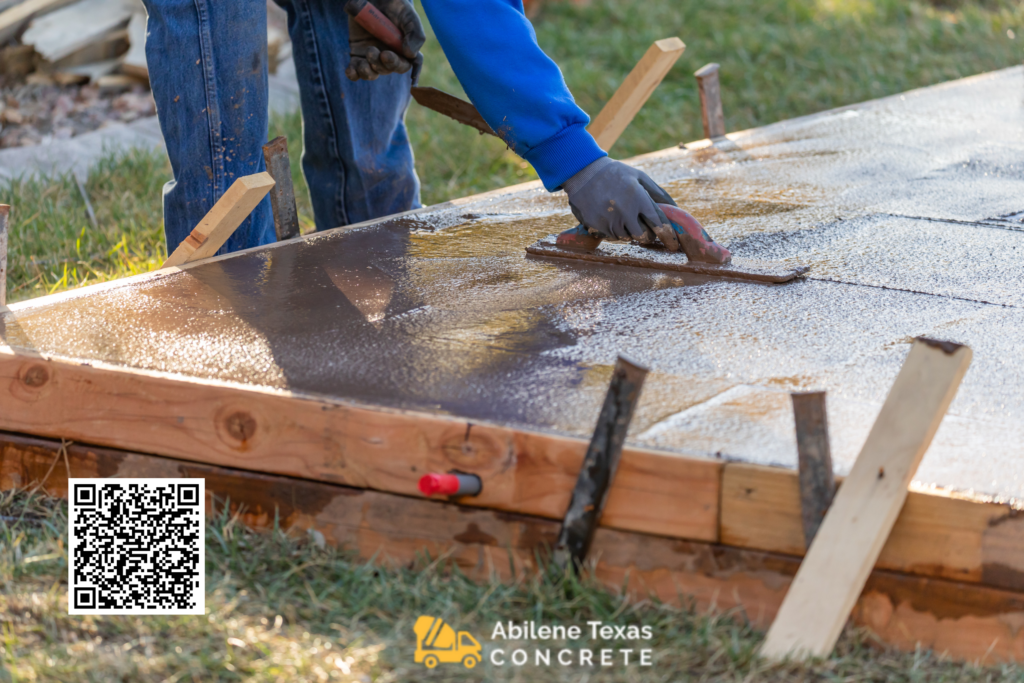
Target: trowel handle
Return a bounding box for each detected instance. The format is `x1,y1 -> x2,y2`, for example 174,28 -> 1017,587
345,0 -> 404,53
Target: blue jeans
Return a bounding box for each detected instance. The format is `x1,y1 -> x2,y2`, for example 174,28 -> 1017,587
142,0 -> 421,255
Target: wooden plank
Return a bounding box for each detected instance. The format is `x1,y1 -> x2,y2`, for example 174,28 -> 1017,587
48,26 -> 127,70
0,0 -> 75,46
161,172 -> 275,269
96,73 -> 145,90
761,338 -> 973,660
586,37 -> 685,151
720,464 -> 1024,593
694,63 -> 726,139
721,462 -> 1024,587
121,11 -> 146,79
0,349 -> 722,542
21,0 -> 135,63
6,430 -> 1024,663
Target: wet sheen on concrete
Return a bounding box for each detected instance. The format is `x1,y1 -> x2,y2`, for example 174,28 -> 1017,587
5,67 -> 1024,499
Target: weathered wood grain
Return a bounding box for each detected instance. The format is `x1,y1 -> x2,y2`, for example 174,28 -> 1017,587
721,463 -> 1024,588
587,37 -> 685,151
162,173 -> 275,268
761,339 -> 973,660
0,349 -> 721,542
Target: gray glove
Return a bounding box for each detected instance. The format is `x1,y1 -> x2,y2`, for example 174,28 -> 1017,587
562,157 -> 676,240
344,0 -> 425,82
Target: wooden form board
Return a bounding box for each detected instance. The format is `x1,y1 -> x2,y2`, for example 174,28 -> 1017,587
722,463 -> 1024,591
587,37 -> 685,151
6,430 -> 1024,663
0,349 -> 721,542
1,345 -> 1023,596
761,340 -> 973,660
162,173 -> 275,269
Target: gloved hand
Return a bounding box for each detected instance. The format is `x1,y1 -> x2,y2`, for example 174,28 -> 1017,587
345,0 -> 425,82
562,157 -> 677,241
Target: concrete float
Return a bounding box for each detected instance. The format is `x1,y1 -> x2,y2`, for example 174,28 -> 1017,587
4,66 -> 1024,660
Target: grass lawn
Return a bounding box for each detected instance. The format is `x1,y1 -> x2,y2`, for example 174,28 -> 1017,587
4,487 -> 1024,681
0,0 -> 1021,302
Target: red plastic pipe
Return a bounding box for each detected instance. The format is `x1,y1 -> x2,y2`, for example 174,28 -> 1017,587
418,472 -> 482,497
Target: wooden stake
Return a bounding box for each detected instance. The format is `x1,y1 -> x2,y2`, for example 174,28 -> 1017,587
587,37 -> 685,152
0,204 -> 8,307
761,338 -> 973,661
792,391 -> 835,548
553,355 -> 648,571
695,63 -> 726,139
162,173 -> 275,269
262,137 -> 300,242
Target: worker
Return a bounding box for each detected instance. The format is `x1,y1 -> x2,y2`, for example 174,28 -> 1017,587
140,0 -> 673,256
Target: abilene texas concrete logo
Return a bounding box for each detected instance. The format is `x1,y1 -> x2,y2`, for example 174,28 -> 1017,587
413,616 -> 482,669
414,616 -> 655,670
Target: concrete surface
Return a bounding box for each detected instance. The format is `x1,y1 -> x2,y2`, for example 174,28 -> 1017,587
4,66 -> 1024,500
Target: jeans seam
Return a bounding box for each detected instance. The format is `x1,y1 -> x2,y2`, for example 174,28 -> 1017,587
293,0 -> 347,226
194,0 -> 224,200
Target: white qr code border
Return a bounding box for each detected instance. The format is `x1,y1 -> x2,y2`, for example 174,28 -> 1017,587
68,478 -> 205,615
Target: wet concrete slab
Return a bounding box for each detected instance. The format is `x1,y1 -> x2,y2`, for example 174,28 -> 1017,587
4,67 -> 1024,499
734,214 -> 1024,306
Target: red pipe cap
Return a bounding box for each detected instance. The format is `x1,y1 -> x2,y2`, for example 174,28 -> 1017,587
418,473 -> 461,496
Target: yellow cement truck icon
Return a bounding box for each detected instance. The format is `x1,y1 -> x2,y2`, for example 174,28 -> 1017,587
413,616 -> 482,669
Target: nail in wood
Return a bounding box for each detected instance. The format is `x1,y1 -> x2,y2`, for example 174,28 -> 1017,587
792,391 -> 836,548
553,355 -> 648,572
262,136 -> 300,241
695,63 -> 726,139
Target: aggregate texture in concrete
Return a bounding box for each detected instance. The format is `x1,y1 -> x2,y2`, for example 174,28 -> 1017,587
4,67 -> 1024,500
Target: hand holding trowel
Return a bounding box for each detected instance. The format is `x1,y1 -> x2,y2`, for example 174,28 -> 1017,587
556,157 -> 732,265
534,159 -> 807,283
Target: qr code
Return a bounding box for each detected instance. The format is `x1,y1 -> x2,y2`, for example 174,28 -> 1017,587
68,478 -> 205,615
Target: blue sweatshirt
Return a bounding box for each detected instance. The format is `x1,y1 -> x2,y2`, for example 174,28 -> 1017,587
421,0 -> 607,191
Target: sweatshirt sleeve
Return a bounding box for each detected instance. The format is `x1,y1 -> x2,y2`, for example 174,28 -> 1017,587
419,0 -> 606,191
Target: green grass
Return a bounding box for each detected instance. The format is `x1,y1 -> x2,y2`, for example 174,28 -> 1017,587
0,151 -> 169,302
3,0 -> 1022,302
4,487 -> 1024,681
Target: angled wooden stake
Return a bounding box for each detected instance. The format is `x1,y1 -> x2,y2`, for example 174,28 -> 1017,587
162,173 -> 275,269
695,63 -> 726,139
761,338 -> 972,661
587,37 -> 685,151
553,355 -> 648,572
792,391 -> 836,548
262,136 -> 300,242
0,204 -> 8,307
